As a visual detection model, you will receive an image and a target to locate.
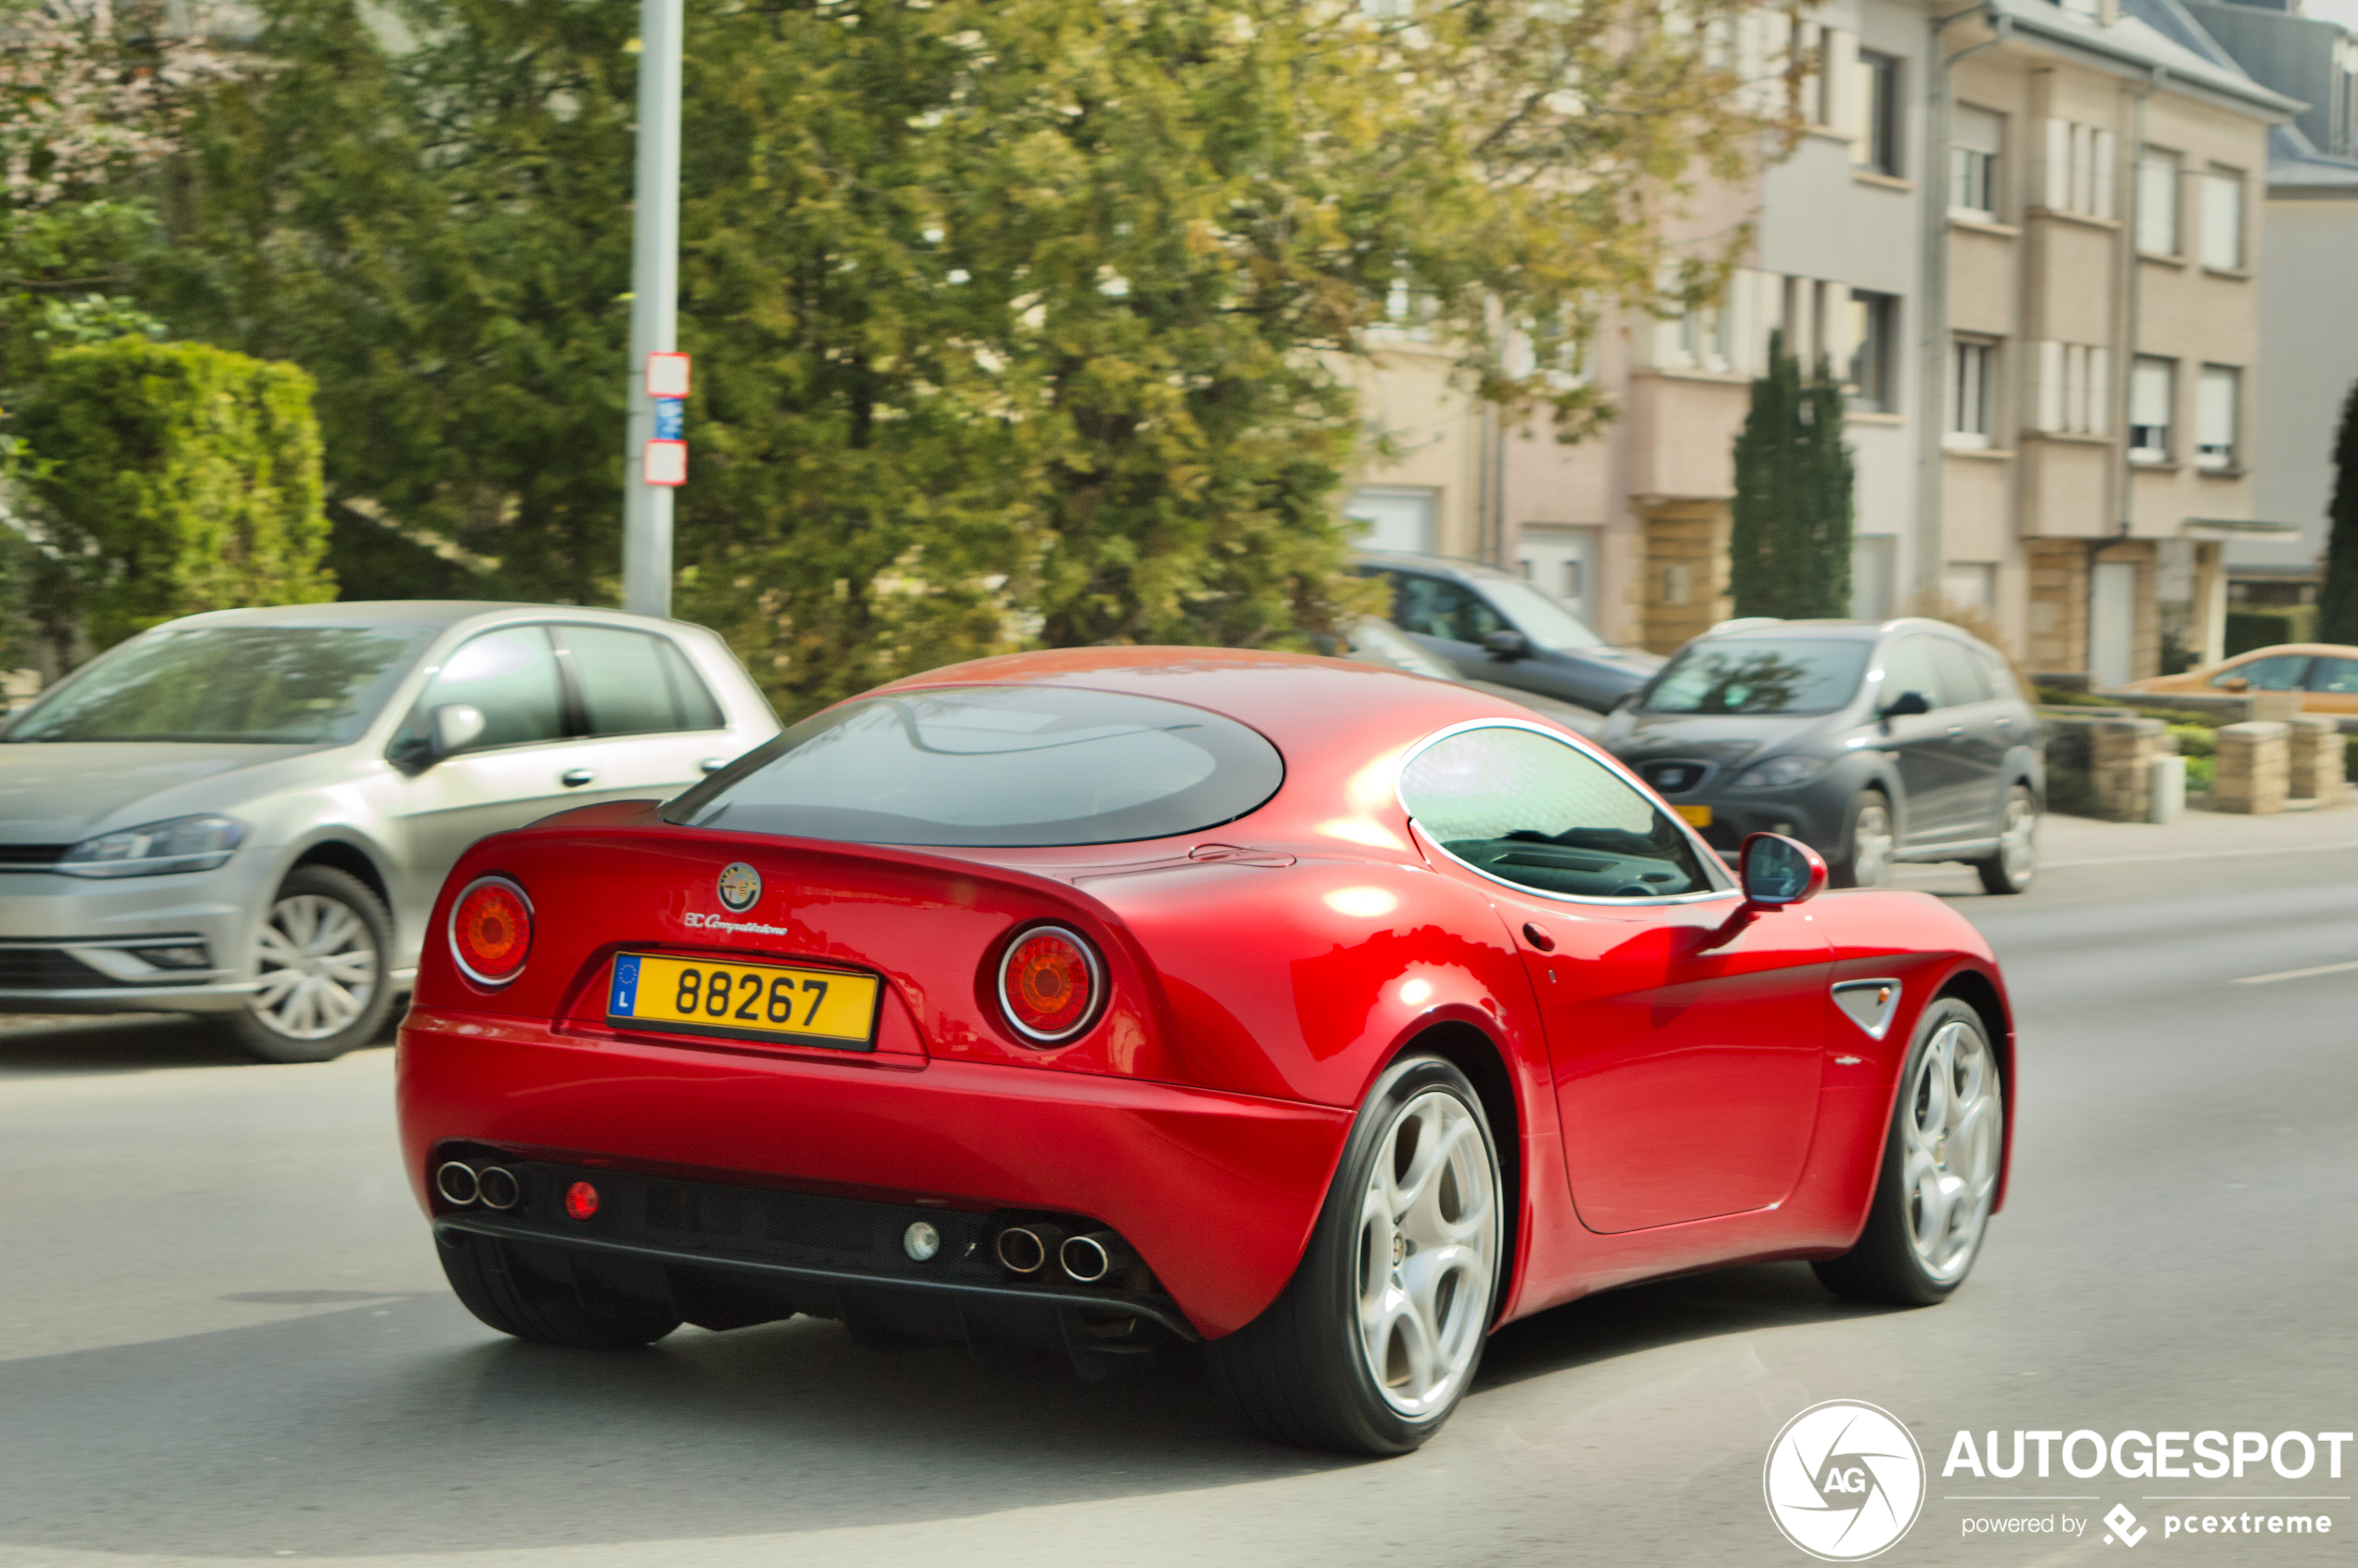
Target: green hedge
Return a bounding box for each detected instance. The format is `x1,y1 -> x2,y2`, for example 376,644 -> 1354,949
19,340 -> 334,650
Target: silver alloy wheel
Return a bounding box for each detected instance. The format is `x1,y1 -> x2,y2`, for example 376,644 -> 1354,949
1903,1019 -> 2003,1283
249,892 -> 380,1042
1850,797 -> 1895,887
1354,1088 -> 1498,1419
1997,791 -> 2038,886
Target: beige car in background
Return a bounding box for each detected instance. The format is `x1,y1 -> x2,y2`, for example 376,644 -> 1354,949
2119,643 -> 2358,715
0,603 -> 780,1060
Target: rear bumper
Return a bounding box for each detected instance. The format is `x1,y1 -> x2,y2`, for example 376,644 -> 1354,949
396,1009 -> 1355,1337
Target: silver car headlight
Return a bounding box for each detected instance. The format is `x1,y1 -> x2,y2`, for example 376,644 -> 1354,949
1733,756 -> 1829,789
57,814 -> 247,878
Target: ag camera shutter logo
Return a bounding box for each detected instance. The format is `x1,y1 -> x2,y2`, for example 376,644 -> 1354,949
1765,1400 -> 1926,1561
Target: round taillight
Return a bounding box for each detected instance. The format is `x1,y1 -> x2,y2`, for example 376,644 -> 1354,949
564,1181 -> 600,1221
450,875 -> 532,986
996,926 -> 1102,1043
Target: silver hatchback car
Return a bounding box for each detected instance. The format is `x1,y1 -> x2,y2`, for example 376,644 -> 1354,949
0,602 -> 780,1059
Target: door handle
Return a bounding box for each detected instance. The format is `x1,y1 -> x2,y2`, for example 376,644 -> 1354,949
700,757 -> 730,774
560,768 -> 596,788
1522,922 -> 1557,952
1945,724 -> 1965,740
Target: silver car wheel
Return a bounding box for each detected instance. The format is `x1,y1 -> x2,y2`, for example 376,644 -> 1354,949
1999,792 -> 2037,885
1850,797 -> 1895,887
250,892 -> 381,1042
1902,1019 -> 2003,1283
1354,1088 -> 1498,1419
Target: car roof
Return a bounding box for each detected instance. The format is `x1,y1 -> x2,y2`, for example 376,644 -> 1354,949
1696,616 -> 1989,646
1351,550 -> 1528,587
155,601 -> 701,633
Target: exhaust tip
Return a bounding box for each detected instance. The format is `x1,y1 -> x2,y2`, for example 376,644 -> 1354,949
995,1225 -> 1047,1275
1060,1231 -> 1134,1285
434,1161 -> 479,1206
475,1165 -> 521,1211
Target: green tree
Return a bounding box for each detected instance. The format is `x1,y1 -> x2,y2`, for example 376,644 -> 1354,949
16,339 -> 334,650
155,0 -> 1772,715
2319,379 -> 2358,645
1729,330 -> 1853,619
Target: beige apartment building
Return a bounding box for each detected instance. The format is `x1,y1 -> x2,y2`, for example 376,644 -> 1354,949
1346,0 -> 2299,683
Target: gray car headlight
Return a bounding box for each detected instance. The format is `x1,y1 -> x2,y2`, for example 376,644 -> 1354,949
1733,756 -> 1829,789
57,814 -> 247,878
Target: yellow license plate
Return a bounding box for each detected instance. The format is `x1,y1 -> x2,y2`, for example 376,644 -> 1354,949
1674,804 -> 1713,827
607,952 -> 880,1051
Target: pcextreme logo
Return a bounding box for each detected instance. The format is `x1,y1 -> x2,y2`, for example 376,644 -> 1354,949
1765,1401 -> 1928,1562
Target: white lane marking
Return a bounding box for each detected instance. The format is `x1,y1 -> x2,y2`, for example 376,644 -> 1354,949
2232,957 -> 2358,986
2043,841 -> 2358,870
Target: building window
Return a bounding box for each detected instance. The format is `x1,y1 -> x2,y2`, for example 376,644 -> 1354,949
2129,356 -> 2175,463
2055,0 -> 2099,17
1845,291 -> 1897,411
2199,168 -> 2244,269
1950,106 -> 2002,218
2042,119 -> 2117,219
2196,366 -> 2239,471
1943,564 -> 1998,615
2136,149 -> 2181,255
2035,341 -> 2108,435
1345,486 -> 1439,553
1949,338 -> 1996,447
1856,52 -> 1901,175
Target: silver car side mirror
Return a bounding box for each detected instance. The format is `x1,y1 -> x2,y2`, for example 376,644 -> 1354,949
431,704 -> 487,757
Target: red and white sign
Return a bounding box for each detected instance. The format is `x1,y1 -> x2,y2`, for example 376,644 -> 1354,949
646,351 -> 693,399
642,439 -> 687,486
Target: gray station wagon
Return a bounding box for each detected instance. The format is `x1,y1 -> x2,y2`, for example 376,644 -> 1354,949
0,603 -> 780,1059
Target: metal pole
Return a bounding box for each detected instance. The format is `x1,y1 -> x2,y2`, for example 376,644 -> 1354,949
622,0 -> 683,618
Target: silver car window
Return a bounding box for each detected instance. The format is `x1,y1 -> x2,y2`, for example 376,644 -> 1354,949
1880,637 -> 1947,708
1400,725 -> 1720,900
395,626 -> 566,753
559,626 -> 725,736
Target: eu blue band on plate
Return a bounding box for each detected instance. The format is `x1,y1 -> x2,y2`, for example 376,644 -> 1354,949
610,952 -> 641,1015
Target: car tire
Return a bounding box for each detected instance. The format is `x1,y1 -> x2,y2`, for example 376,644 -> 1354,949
1813,999 -> 2005,1307
224,865 -> 399,1064
436,1229 -> 682,1350
1973,785 -> 2039,896
1204,1053 -> 1504,1456
1830,788 -> 1896,888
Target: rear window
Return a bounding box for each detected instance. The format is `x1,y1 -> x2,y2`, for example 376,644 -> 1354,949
664,685 -> 1284,847
1642,639 -> 1872,716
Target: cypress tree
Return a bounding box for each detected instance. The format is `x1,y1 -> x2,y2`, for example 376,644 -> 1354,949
1730,330 -> 1854,619
2318,379 -> 2358,645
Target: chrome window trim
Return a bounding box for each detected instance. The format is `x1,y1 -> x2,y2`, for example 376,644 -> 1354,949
1393,718 -> 1739,908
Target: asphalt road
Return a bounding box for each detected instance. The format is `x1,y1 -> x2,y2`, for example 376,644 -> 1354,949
3,831 -> 2355,1567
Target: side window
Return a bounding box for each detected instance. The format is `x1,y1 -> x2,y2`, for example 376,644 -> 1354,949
2216,654 -> 2308,691
1880,637 -> 1947,708
1393,575 -> 1505,644
558,626 -> 726,736
1976,647 -> 2021,703
395,626 -> 565,753
2308,657 -> 2358,694
1930,639 -> 1993,704
1400,726 -> 1719,899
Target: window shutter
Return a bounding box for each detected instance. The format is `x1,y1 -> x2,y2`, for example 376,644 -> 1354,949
1728,268 -> 1763,375
2092,129 -> 2118,219
2070,123 -> 2097,214
2087,347 -> 2110,435
2043,119 -> 2071,210
1823,283 -> 1859,380
2036,341 -> 2065,432
2064,344 -> 2090,434
1826,29 -> 1861,139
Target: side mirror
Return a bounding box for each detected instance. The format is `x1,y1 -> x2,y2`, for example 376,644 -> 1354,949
1739,833 -> 1826,909
2220,677 -> 2250,693
1483,628 -> 1530,661
1879,690 -> 1933,720
430,704 -> 487,757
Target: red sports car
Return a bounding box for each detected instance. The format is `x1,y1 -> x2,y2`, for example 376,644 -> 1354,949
397,648 -> 2013,1455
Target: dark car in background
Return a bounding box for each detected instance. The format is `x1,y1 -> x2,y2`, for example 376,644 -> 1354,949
1598,618 -> 2043,893
1354,551 -> 1665,713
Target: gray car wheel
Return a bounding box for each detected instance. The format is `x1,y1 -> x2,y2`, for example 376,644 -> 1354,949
1974,786 -> 2038,895
225,865 -> 397,1063
1833,789 -> 1895,888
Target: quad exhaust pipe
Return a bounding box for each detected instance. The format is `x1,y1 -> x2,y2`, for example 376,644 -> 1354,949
994,1221 -> 1138,1286
434,1161 -> 520,1211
